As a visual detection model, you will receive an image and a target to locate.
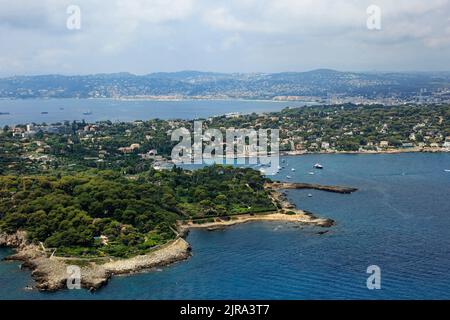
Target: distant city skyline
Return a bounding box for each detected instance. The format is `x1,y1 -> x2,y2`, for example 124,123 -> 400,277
1,0 -> 450,76
3,69 -> 450,78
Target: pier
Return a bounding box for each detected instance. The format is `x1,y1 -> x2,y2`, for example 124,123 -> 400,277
268,182 -> 358,194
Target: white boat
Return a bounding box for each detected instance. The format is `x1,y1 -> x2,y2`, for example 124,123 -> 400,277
313,163 -> 323,169
308,194 -> 313,197
291,168 -> 296,172
286,175 -> 292,179
308,172 -> 315,175
445,169 -> 450,172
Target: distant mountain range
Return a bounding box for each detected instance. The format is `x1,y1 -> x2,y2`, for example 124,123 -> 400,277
1,69 -> 450,100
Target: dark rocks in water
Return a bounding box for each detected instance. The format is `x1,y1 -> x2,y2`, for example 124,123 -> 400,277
318,219 -> 335,228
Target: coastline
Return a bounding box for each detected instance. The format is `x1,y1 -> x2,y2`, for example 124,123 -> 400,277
0,182 -> 354,292
178,212 -> 334,232
212,149 -> 449,163
0,233 -> 191,292
280,147 -> 449,156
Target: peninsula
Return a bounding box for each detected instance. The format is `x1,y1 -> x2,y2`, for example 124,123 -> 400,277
0,170 -> 356,292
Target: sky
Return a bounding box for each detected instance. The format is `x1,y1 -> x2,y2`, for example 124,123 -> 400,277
1,0 -> 450,76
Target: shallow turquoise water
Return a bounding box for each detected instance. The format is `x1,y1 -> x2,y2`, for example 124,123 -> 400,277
1,153 -> 450,299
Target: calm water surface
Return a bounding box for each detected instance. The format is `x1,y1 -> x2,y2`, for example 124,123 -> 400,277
0,99 -> 300,126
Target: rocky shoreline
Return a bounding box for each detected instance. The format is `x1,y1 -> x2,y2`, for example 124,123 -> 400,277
280,147 -> 449,156
0,182 -> 355,293
179,212 -> 334,232
1,233 -> 191,292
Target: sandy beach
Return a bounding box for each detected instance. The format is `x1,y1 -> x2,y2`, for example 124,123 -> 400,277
179,212 -> 334,232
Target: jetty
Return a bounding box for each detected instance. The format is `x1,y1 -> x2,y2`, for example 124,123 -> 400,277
268,182 -> 358,194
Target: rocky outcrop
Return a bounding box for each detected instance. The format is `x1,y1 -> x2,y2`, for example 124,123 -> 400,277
0,231 -> 28,248
182,212 -> 334,230
315,218 -> 335,228
103,238 -> 191,275
1,232 -> 191,292
268,182 -> 358,194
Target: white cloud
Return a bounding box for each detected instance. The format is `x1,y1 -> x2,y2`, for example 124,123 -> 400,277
115,0 -> 194,24
221,34 -> 242,50
201,0 -> 450,42
0,0 -> 449,74
203,7 -> 246,32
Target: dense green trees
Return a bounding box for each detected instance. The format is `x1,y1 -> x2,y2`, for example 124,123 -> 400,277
0,166 -> 275,257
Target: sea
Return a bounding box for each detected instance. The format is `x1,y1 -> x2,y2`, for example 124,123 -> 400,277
0,98 -> 299,127
0,99 -> 449,299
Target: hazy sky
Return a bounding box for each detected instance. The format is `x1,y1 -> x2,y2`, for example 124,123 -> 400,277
1,0 -> 450,75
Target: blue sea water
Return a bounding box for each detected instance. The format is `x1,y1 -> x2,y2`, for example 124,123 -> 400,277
1,153 -> 450,299
0,98 -> 300,126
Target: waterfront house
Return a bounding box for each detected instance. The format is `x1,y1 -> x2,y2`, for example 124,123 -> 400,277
444,137 -> 450,149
